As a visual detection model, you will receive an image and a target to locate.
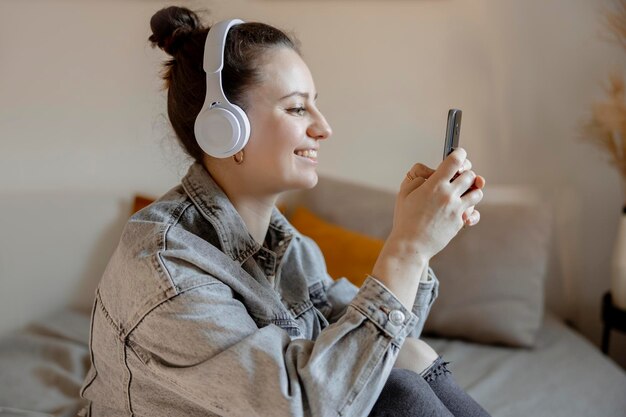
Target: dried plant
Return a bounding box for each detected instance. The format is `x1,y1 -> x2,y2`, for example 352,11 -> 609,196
584,74 -> 626,181
584,0 -> 626,197
605,0 -> 626,47
583,0 -> 626,193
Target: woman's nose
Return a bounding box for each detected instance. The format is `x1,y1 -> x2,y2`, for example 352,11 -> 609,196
308,113 -> 332,140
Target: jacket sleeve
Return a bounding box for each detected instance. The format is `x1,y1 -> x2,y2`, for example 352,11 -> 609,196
323,265 -> 439,339
127,271 -> 418,417
406,266 -> 439,338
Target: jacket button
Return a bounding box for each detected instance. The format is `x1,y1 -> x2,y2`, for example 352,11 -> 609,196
388,309 -> 405,325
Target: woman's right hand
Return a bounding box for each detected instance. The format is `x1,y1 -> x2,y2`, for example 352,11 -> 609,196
388,147 -> 484,263
371,148 -> 484,309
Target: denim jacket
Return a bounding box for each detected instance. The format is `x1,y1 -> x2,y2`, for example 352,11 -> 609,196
79,162 -> 439,417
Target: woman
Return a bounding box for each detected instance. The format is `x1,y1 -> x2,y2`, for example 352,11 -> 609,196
79,6 -> 488,417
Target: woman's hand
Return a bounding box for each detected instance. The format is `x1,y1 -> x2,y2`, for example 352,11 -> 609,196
371,148 -> 485,309
389,148 -> 485,262
454,158 -> 486,227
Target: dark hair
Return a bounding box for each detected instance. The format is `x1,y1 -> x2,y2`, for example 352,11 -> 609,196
148,6 -> 301,163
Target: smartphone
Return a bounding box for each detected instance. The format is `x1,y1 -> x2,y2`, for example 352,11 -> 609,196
443,108 -> 462,160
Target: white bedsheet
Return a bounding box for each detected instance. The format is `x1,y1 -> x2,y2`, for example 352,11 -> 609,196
424,313 -> 626,417
0,310 -> 624,416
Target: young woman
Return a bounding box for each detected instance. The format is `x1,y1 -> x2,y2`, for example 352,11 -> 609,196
79,6 -> 489,417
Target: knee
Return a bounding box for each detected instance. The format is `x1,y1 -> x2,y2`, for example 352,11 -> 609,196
412,339 -> 439,363
395,338 -> 439,374
384,369 -> 429,399
370,369 -> 453,417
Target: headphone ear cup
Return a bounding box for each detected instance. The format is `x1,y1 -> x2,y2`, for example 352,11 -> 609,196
229,103 -> 251,153
194,104 -> 250,158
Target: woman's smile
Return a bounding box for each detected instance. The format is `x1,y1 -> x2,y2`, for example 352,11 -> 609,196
294,148 -> 318,164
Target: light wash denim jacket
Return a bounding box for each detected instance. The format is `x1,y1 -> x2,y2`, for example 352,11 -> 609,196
80,162 -> 439,417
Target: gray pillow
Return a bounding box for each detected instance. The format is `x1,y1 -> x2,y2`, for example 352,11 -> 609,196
426,202 -> 553,347
288,177 -> 553,348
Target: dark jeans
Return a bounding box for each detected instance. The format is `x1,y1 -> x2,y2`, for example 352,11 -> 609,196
369,357 -> 491,417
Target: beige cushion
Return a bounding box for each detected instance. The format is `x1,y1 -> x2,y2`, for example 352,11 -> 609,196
289,177 -> 553,347
426,202 -> 552,347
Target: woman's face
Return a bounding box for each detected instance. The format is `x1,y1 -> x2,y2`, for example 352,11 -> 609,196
240,47 -> 332,195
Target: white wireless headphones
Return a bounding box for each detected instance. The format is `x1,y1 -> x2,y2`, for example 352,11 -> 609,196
194,19 -> 250,158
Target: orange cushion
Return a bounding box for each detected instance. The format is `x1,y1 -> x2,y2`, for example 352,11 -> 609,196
132,194 -> 155,215
289,206 -> 384,287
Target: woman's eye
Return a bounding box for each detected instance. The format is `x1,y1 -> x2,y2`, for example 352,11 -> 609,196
288,107 -> 306,116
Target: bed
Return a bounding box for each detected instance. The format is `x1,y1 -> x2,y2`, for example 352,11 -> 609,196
0,175 -> 625,416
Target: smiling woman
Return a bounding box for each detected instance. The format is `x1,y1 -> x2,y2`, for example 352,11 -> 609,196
78,5 -> 488,417
227,45 -> 332,201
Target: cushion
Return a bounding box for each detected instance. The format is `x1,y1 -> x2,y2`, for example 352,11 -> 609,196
426,202 -> 552,347
132,194 -> 156,215
289,206 -> 384,287
289,199 -> 552,348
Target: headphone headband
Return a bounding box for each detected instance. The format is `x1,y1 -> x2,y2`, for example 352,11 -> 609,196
201,19 -> 244,111
203,19 -> 243,74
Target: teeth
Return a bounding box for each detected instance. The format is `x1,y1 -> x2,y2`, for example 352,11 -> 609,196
295,149 -> 318,158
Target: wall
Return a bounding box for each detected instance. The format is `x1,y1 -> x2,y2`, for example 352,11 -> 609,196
1,0 -> 625,368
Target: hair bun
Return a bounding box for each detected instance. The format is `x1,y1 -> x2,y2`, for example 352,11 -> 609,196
149,6 -> 202,56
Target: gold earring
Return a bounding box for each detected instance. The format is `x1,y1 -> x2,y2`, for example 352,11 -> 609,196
233,150 -> 244,165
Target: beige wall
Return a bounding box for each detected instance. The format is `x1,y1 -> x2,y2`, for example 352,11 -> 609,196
1,0 -> 625,367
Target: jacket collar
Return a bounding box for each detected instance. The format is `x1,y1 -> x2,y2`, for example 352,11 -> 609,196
181,162 -> 295,264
